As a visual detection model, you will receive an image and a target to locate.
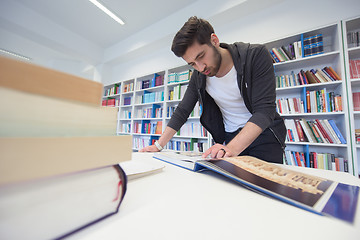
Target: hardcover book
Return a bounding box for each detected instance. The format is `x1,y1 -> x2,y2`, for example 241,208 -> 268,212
153,151 -> 359,223
0,165 -> 127,240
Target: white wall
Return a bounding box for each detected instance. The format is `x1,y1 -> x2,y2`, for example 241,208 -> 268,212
105,0 -> 360,85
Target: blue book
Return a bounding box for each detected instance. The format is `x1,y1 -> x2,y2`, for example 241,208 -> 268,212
328,120 -> 347,144
269,50 -> 280,63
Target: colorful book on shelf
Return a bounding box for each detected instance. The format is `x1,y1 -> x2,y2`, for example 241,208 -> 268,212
353,92 -> 360,111
153,152 -> 359,223
349,59 -> 360,79
0,164 -> 127,240
0,56 -> 103,106
284,150 -> 349,173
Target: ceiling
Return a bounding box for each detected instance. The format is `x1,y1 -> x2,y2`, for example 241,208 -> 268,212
12,0 -> 195,48
0,0 -> 285,67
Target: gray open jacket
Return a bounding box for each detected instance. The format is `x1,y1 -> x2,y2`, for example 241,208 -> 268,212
168,42 -> 286,148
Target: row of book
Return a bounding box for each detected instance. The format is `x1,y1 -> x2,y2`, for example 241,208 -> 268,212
275,66 -> 341,88
168,69 -> 193,84
133,136 -> 151,149
190,101 -> 202,118
277,90 -> 342,115
136,106 -> 163,119
303,34 -> 324,57
353,92 -> 360,111
356,129 -> 360,144
0,56 -> 131,239
139,91 -> 164,104
167,102 -> 201,118
123,82 -> 134,93
349,59 -> 360,79
133,121 -> 162,135
284,118 -> 346,144
167,105 -> 177,118
121,109 -> 132,119
169,84 -> 187,101
269,34 -> 324,63
102,98 -> 119,107
305,90 -> 342,113
177,122 -> 208,138
347,31 -> 360,48
139,74 -> 164,90
104,84 -> 120,96
166,138 -> 208,152
120,123 -> 131,133
283,150 -> 348,172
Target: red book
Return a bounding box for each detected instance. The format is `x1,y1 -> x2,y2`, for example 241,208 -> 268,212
287,129 -> 293,142
355,60 -> 360,78
313,152 -> 318,169
107,98 -> 116,107
315,119 -> 333,143
277,99 -> 283,113
295,152 -> 302,166
293,98 -> 299,113
349,60 -> 357,79
294,119 -> 306,142
324,67 -> 338,81
353,92 -> 360,111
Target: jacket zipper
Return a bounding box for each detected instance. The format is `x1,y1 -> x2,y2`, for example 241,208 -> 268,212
269,127 -> 286,152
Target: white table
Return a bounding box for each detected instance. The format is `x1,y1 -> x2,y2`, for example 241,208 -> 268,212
69,152 -> 360,240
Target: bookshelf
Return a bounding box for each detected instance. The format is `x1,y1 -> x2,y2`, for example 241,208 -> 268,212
106,65 -> 210,152
118,78 -> 134,135
264,21 -> 355,175
342,16 -> 360,176
102,83 -> 120,107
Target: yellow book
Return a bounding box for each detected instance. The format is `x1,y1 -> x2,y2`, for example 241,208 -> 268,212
0,135 -> 132,185
0,87 -> 117,137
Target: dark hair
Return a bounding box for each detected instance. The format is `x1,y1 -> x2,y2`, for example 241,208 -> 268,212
171,16 -> 214,57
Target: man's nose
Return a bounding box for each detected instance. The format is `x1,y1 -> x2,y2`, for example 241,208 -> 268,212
196,61 -> 206,72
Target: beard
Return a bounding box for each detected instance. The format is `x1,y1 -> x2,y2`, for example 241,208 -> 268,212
204,45 -> 222,77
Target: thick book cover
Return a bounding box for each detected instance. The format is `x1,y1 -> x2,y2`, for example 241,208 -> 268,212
0,87 -> 118,138
0,56 -> 103,106
153,152 -> 359,223
0,165 -> 127,240
0,135 -> 132,185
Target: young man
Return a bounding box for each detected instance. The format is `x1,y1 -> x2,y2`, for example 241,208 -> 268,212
140,16 -> 286,163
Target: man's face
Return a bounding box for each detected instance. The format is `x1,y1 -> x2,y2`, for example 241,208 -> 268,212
182,40 -> 221,77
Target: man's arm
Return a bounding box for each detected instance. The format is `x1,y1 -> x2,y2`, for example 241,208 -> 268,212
202,122 -> 262,158
139,126 -> 177,152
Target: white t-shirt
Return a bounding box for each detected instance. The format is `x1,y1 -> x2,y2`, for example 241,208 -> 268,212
206,66 -> 251,132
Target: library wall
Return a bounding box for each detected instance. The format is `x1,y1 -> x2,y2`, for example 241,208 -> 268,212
106,0 -> 360,85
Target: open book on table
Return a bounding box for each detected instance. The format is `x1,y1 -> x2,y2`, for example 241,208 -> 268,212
153,151 -> 359,224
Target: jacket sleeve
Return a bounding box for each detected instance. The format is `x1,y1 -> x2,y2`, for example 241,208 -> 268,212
247,45 -> 277,131
167,72 -> 199,131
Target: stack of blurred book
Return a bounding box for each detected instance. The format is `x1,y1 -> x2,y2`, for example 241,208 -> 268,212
0,56 -> 132,239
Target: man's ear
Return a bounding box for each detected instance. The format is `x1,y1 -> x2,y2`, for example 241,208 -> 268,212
210,33 -> 220,46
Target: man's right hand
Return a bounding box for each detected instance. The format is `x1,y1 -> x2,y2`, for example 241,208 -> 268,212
139,144 -> 160,152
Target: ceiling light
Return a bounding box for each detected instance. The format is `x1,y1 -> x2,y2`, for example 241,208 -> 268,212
0,48 -> 31,61
88,0 -> 125,25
